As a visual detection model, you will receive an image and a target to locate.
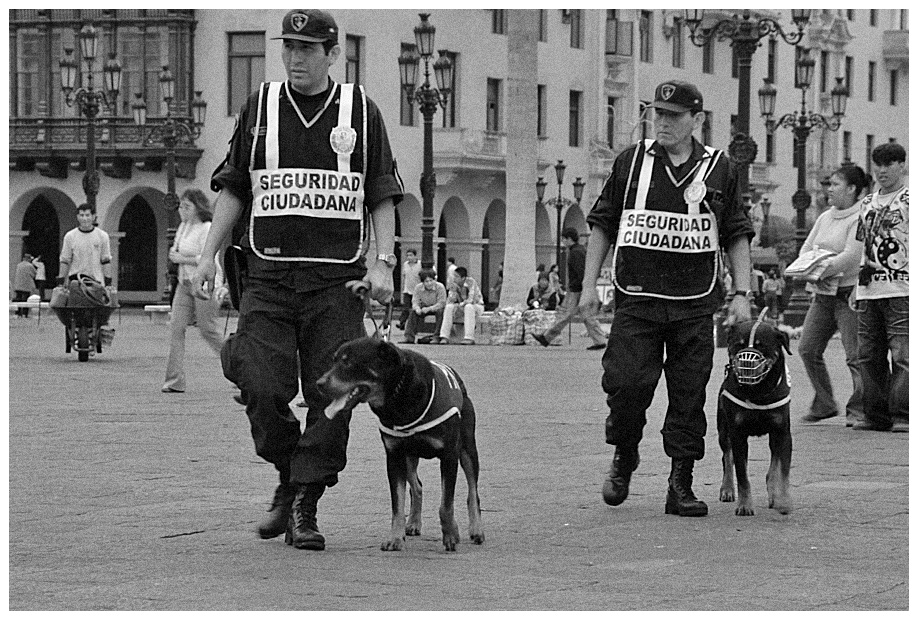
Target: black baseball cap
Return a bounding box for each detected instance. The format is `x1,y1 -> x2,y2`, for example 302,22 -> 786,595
272,9 -> 339,43
649,80 -> 704,114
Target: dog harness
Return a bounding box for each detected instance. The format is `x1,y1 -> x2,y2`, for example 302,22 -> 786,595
378,361 -> 463,437
723,309 -> 791,410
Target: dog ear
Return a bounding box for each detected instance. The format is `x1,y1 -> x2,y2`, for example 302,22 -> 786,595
377,340 -> 402,366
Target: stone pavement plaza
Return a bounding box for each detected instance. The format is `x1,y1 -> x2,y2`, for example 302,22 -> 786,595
7,310 -> 909,610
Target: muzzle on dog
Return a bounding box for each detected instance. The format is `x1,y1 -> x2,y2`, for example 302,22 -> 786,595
730,309 -> 775,386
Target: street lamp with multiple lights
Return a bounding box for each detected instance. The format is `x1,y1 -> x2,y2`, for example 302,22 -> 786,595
757,47 -> 848,326
684,9 -> 811,200
536,160 -> 585,287
397,13 -> 453,270
130,66 -> 207,212
59,24 -> 122,211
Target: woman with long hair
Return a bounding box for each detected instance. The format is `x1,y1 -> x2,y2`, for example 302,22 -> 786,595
162,188 -> 227,392
798,164 -> 870,426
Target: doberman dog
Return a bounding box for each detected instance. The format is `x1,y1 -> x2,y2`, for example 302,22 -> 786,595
718,312 -> 793,516
318,337 -> 484,551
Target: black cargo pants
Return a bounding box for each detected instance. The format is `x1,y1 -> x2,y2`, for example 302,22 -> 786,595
222,278 -> 366,488
601,310 -> 714,461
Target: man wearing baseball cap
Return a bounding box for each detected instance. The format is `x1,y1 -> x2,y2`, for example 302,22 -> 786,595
193,9 -> 403,551
580,80 -> 754,517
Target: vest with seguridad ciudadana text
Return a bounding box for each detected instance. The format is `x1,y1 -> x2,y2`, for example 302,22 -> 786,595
249,81 -> 368,263
612,139 -> 723,300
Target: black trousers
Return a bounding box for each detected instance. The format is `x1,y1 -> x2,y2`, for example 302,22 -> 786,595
222,278 -> 366,488
601,311 -> 714,461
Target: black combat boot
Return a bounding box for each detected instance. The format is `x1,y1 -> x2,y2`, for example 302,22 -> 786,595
285,483 -> 326,550
665,459 -> 708,517
602,445 -> 640,506
256,483 -> 296,539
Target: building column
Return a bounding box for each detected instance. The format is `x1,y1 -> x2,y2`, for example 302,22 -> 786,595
108,232 -> 125,290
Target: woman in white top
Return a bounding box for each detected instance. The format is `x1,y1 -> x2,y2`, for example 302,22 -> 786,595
798,164 -> 870,425
163,189 -> 227,393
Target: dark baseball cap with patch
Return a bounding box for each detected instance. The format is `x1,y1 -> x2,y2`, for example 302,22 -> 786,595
272,9 -> 339,43
649,80 -> 704,114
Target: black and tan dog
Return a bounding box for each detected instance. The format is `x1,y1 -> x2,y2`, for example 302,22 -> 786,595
317,337 -> 484,551
717,312 -> 793,516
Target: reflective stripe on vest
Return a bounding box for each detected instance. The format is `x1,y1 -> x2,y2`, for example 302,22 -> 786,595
248,82 -> 368,263
611,140 -> 723,300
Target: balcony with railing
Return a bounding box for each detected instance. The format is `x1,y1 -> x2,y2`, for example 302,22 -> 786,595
432,128 -> 507,174
10,115 -> 203,180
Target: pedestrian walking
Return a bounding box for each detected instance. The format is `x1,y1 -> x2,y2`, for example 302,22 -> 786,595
798,164 -> 869,426
162,189 -> 228,393
13,253 -> 37,317
191,9 -> 403,551
532,228 -> 607,350
852,142 -> 909,433
579,80 -> 754,516
58,203 -> 113,289
31,255 -> 46,301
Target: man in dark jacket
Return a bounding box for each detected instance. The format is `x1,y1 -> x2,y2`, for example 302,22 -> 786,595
533,227 -> 607,350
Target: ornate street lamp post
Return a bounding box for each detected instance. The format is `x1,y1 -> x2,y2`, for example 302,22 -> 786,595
684,9 -> 810,201
536,161 -> 585,287
131,66 -> 207,211
132,66 -> 206,301
59,24 -> 122,211
758,47 -> 849,326
758,196 -> 771,246
398,13 -> 453,269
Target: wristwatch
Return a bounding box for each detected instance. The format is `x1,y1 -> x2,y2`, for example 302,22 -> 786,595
377,253 -> 397,268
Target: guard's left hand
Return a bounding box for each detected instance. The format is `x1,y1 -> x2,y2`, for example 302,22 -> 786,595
728,293 -> 752,324
362,260 -> 394,304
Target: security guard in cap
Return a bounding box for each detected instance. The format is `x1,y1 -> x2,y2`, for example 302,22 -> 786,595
580,80 -> 754,517
192,9 -> 403,550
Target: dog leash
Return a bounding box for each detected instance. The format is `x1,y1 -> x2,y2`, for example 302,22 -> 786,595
349,280 -> 393,342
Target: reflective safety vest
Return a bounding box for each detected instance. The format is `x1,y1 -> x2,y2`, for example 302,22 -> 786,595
612,139 -> 723,300
248,81 -> 368,263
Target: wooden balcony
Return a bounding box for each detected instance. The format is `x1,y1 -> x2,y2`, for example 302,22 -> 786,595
9,116 -> 203,180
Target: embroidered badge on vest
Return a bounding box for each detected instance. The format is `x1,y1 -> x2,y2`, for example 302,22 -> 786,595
330,125 -> 357,156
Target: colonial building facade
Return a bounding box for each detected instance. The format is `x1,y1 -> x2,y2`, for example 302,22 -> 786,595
8,9 -> 909,304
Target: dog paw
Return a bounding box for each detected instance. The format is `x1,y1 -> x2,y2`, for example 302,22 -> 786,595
405,524 -> 421,537
735,504 -> 755,516
442,531 -> 460,552
719,487 -> 735,502
469,531 -> 485,545
381,537 -> 405,551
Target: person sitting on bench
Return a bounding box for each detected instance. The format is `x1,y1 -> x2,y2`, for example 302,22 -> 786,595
439,266 -> 484,345
402,269 -> 446,344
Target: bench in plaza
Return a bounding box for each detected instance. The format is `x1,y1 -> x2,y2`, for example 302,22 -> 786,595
143,304 -> 171,325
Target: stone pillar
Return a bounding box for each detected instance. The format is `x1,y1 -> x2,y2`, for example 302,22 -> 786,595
108,232 -> 125,290
500,9 -> 539,308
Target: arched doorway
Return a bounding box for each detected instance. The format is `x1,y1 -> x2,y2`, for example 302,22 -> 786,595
118,196 -> 158,293
22,196 -> 62,291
